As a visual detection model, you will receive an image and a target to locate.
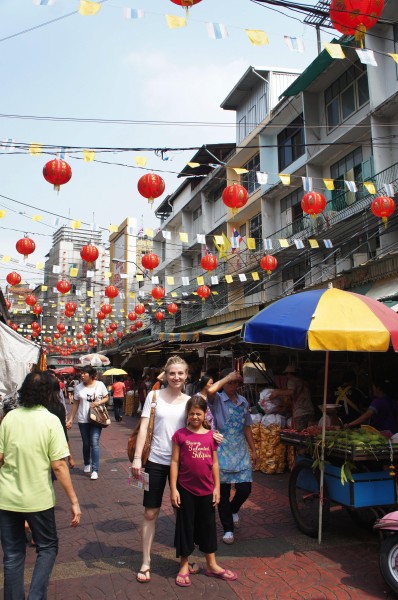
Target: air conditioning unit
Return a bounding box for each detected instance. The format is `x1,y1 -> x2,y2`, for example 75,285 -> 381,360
282,279 -> 294,294
353,253 -> 369,268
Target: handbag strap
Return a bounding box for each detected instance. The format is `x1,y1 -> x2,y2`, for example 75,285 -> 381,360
146,390 -> 157,440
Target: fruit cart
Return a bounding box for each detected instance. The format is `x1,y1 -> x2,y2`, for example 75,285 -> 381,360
280,428 -> 397,538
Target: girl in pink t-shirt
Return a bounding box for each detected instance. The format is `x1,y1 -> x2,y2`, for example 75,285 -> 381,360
170,396 -> 237,587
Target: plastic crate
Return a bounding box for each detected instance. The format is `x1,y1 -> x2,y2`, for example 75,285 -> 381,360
324,463 -> 396,508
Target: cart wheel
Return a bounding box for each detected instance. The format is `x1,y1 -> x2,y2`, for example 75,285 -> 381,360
379,534 -> 398,594
289,460 -> 330,538
346,506 -> 382,530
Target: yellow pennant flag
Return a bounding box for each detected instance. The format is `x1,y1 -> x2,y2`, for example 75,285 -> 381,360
197,276 -> 204,285
166,276 -> 175,285
309,239 -> 319,249
324,43 -> 345,59
171,291 -> 178,297
70,268 -> 78,277
214,235 -> 223,246
87,291 -> 93,297
83,149 -> 95,162
166,14 -> 187,28
32,214 -> 43,222
232,167 -> 249,175
134,156 -> 147,167
251,272 -> 260,281
279,239 -> 290,248
364,181 -> 376,194
29,143 -> 42,156
36,262 -> 44,270
108,224 -> 118,233
2,255 -> 10,262
279,174 -> 290,185
389,53 -> 398,63
41,285 -> 48,292
136,274 -> 144,282
245,29 -> 269,46
214,236 -> 226,260
222,232 -> 231,250
0,210 -> 6,218
187,162 -> 200,168
179,232 -> 188,243
145,228 -> 154,238
130,292 -> 135,299
225,275 -> 233,284
246,237 -> 256,250
79,0 -> 101,16
323,178 -> 335,191
212,290 -> 219,295
71,220 -> 81,229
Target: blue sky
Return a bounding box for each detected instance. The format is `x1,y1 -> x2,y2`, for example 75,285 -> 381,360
0,0 -> 334,285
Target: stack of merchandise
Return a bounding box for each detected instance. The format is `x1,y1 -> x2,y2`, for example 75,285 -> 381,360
250,423 -> 286,474
124,391 -> 135,417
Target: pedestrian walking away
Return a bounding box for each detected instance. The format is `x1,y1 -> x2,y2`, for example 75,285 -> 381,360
170,396 -> 237,587
66,366 -> 109,480
0,371 -> 81,600
112,376 -> 126,422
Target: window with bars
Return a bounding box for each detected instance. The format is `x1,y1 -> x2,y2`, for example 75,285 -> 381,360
241,153 -> 261,194
249,213 -> 262,243
277,115 -> 305,171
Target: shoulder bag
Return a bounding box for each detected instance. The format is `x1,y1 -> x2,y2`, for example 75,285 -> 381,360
127,391 -> 157,463
89,386 -> 111,428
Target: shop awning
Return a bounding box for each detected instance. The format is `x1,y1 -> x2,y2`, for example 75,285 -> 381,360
365,277 -> 398,301
158,332 -> 200,342
199,319 -> 247,336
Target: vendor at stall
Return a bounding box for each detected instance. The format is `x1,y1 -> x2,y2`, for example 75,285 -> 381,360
345,377 -> 398,435
333,370 -> 369,424
284,366 -> 315,431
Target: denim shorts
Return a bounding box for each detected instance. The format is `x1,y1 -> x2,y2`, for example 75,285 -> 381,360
143,460 -> 170,509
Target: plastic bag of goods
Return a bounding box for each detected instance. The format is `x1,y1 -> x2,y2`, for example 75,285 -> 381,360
258,425 -> 286,474
250,423 -> 262,471
251,413 -> 262,425
261,414 -> 286,428
258,389 -> 284,414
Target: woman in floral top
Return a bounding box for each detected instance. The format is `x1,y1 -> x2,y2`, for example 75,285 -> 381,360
207,369 -> 257,545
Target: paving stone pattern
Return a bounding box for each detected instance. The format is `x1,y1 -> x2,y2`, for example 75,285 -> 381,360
1,414 -> 397,599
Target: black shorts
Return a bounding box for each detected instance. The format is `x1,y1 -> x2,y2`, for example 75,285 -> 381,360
143,460 -> 170,509
174,483 -> 217,557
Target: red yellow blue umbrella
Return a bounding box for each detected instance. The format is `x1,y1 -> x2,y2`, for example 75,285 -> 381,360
243,286 -> 398,543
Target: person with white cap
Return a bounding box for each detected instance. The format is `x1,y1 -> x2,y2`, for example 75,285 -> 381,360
284,365 -> 315,431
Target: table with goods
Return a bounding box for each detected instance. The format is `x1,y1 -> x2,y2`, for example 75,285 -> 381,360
279,425 -> 398,538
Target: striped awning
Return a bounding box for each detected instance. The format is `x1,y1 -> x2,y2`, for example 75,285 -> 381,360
198,319 -> 247,336
158,332 -> 200,342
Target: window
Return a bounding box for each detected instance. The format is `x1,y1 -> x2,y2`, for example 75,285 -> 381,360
238,116 -> 246,141
249,213 -> 262,243
282,262 -> 307,291
193,206 -> 202,221
330,148 -> 363,209
277,115 -> 305,171
248,105 -> 257,129
281,188 -> 303,213
325,62 -> 369,131
241,153 -> 260,194
280,188 -> 304,234
239,223 -> 246,238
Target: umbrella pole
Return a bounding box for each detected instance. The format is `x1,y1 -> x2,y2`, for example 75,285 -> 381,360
318,350 -> 329,545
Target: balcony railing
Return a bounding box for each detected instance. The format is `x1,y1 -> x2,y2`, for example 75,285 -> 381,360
274,161 -> 398,243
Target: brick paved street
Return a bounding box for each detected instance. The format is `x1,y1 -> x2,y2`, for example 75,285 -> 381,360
2,414 -> 397,599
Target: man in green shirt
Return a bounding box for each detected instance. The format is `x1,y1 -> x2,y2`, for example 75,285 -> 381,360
0,371 -> 81,600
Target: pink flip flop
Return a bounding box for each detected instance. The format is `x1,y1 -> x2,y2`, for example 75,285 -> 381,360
203,568 -> 237,581
176,572 -> 191,587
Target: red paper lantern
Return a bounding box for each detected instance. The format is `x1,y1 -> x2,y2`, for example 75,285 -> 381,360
16,237 -> 36,259
71,344 -> 78,351
11,323 -> 18,331
109,322 -> 118,331
170,0 -> 202,6
135,303 -> 145,315
151,285 -> 165,300
137,173 -> 165,205
130,325 -> 137,333
222,183 -> 248,213
31,321 -> 40,331
83,324 -> 92,334
330,0 -> 384,44
64,310 -> 74,318
65,302 -> 77,313
56,280 -> 71,294
76,332 -> 83,340
97,332 -> 104,340
106,326 -> 112,334
201,253 -> 218,272
44,336 -> 52,343
97,311 -> 106,320
371,196 -> 396,225
141,252 -> 160,271
105,285 -> 119,299
65,337 -> 72,344
80,244 -> 99,265
197,285 -> 211,300
33,304 -> 43,315
301,192 -> 327,217
117,331 -> 123,339
155,311 -> 165,321
57,323 -> 66,333
101,303 -> 112,315
6,272 -> 21,286
25,294 -> 37,307
128,311 -> 137,321
54,332 -> 61,339
31,331 -> 39,339
136,319 -> 143,328
167,302 -> 178,315
43,159 -> 72,191
55,346 -> 61,352
260,255 -> 278,275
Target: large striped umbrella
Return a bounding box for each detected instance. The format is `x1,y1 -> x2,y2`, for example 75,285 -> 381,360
243,286 -> 398,543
